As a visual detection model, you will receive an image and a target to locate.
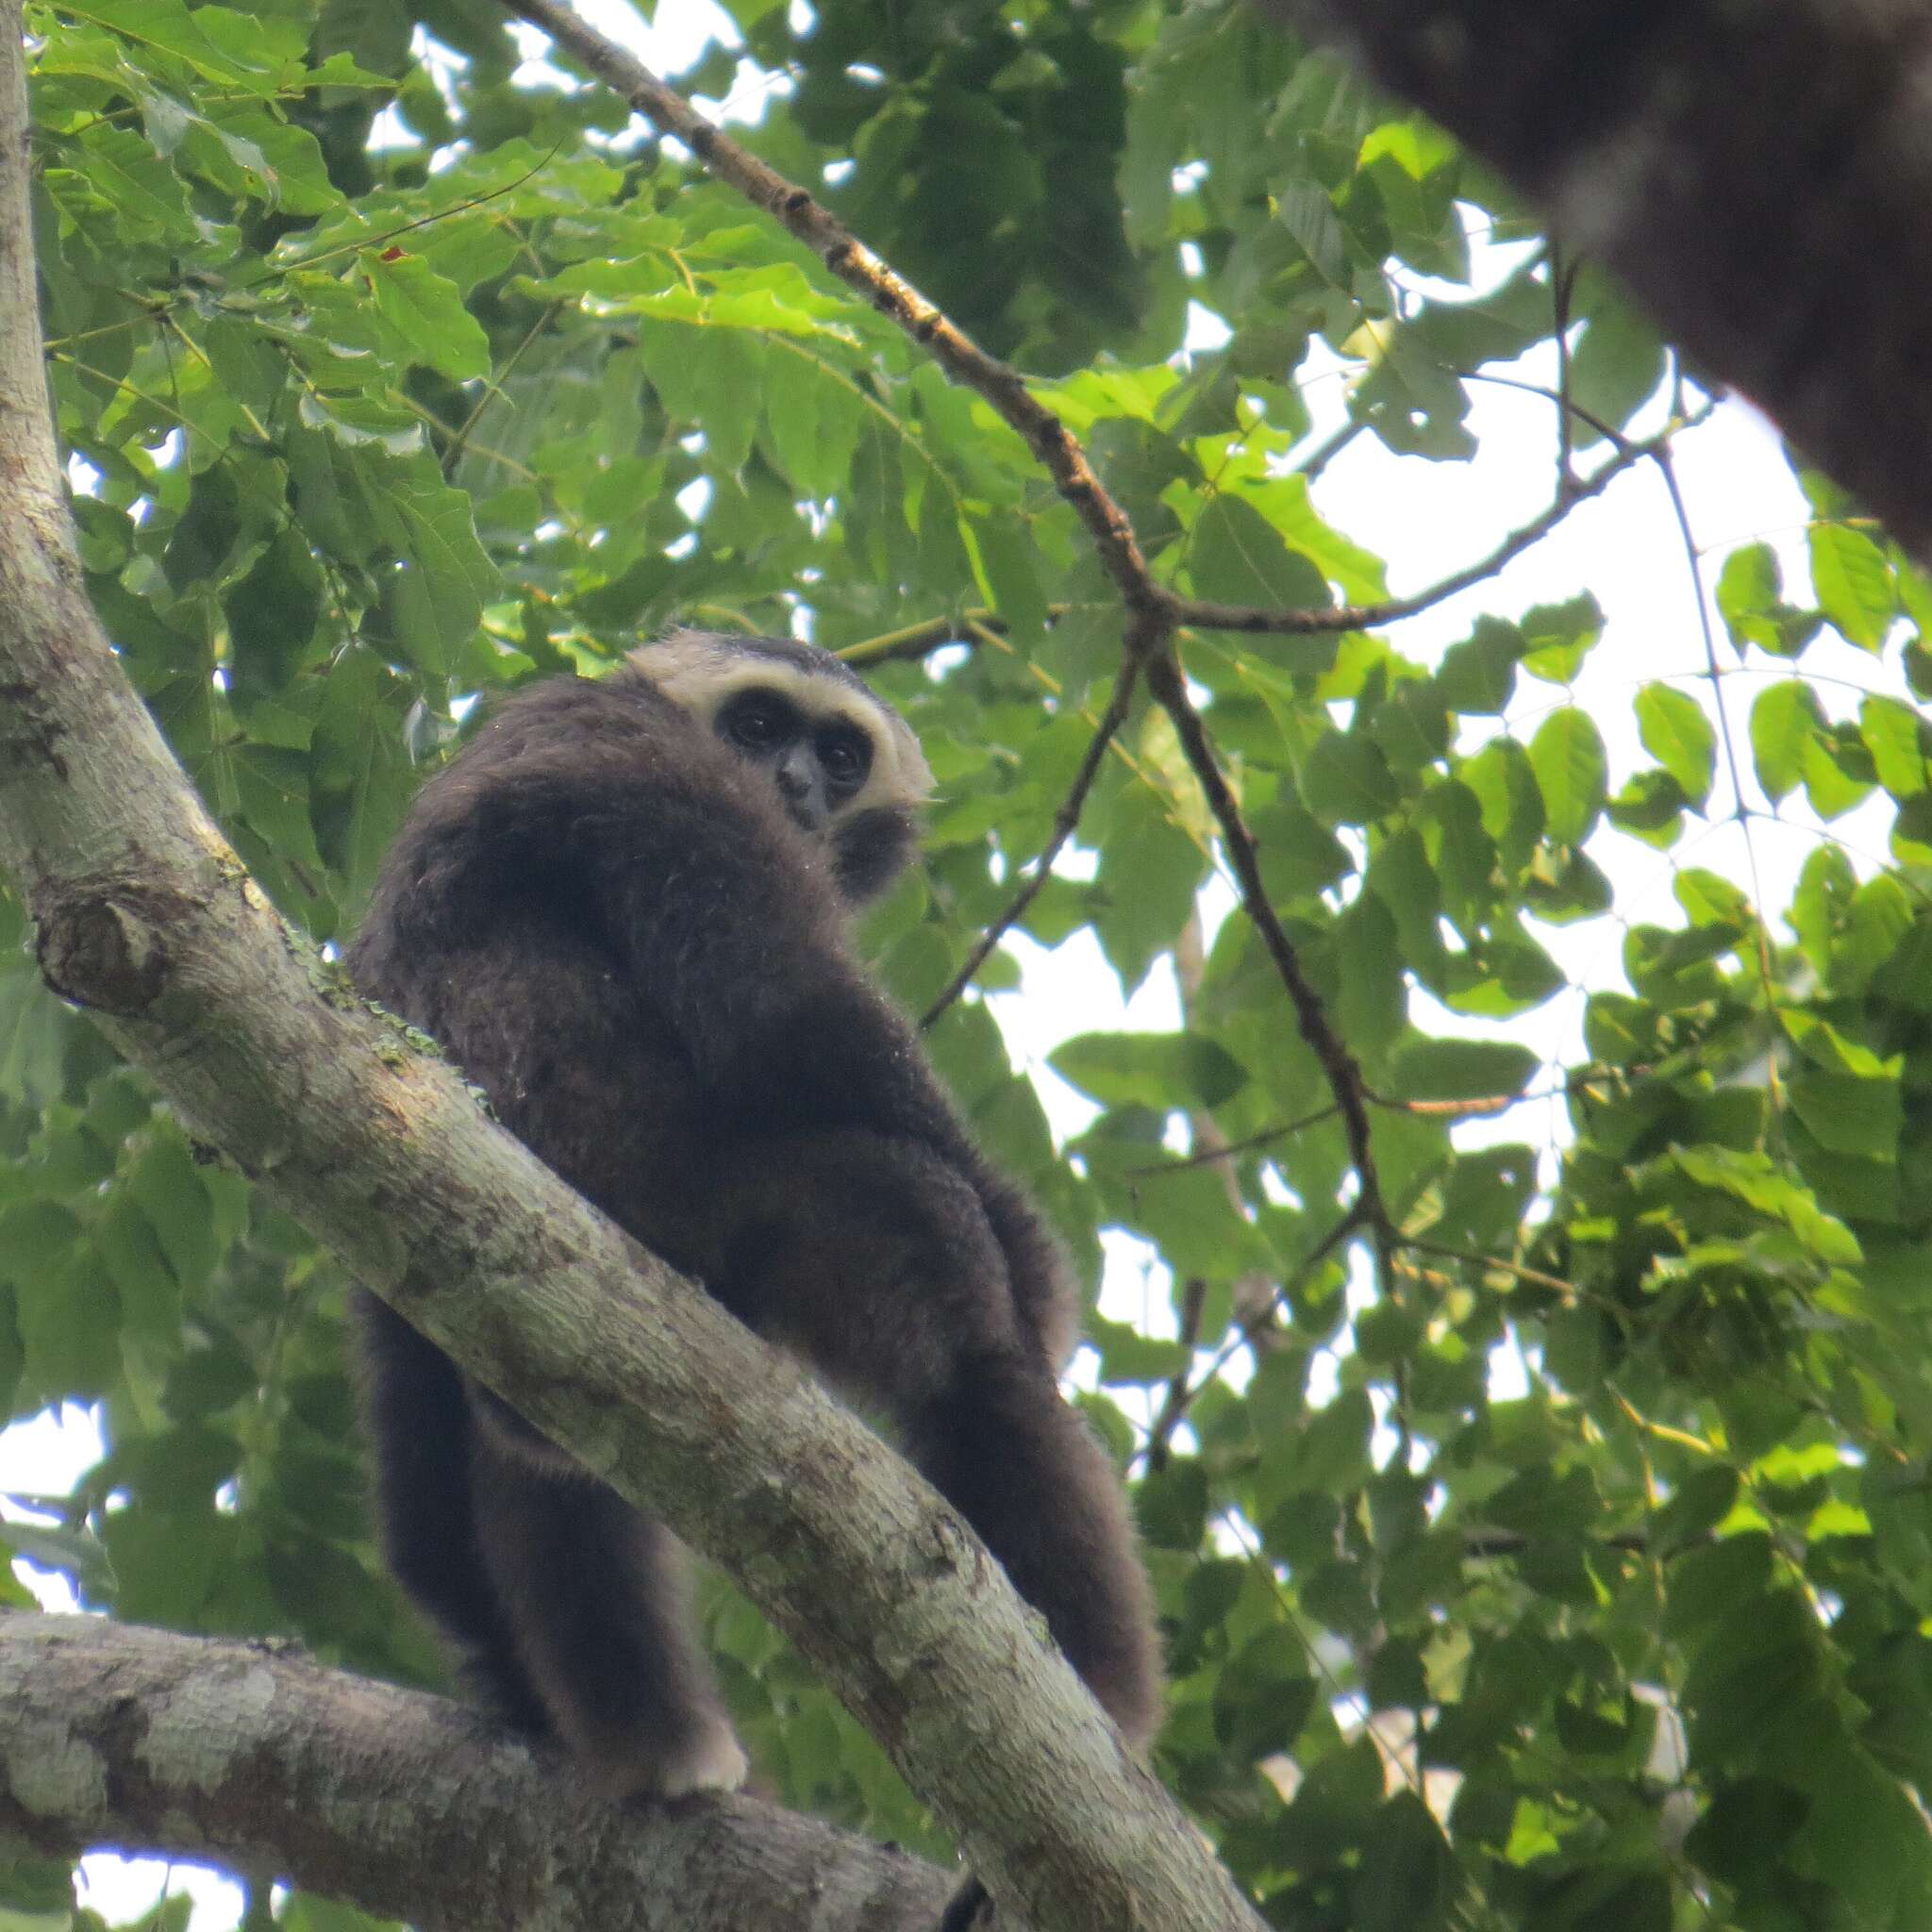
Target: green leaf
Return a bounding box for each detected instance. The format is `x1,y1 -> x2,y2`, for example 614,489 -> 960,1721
370,454 -> 499,676
1518,593 -> 1604,684
1049,1032 -> 1247,1110
1788,1070 -> 1901,1163
1353,1792 -> 1452,1932
1101,1158 -> 1274,1278
1670,1146 -> 1861,1264
71,124 -> 201,242
1715,541 -> 1821,658
1808,522 -> 1895,651
1187,493 -> 1330,612
1527,708 -> 1607,845
1458,739 -> 1544,872
1086,1315 -> 1191,1385
1566,289 -> 1665,441
1386,1037 -> 1537,1103
1213,1626 -> 1316,1765
1801,721 -> 1874,820
763,344 -> 867,502
1603,768 -> 1687,844
1434,616 -> 1526,715
1093,787 -> 1206,997
310,649 -> 419,903
1692,1777 -> 1807,1885
1634,683 -> 1715,808
1749,679 -> 1825,803
0,1201 -> 83,1286
362,250 -> 491,382
1859,693 -> 1932,798
1301,729 -> 1402,825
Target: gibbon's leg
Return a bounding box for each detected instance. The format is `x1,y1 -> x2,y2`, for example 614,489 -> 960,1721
694,1131 -> 1162,1749
938,1876 -> 991,1932
466,1421 -> 748,1800
351,1291 -> 547,1732
906,1348 -> 1163,1748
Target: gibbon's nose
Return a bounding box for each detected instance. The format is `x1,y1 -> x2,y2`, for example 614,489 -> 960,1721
776,744 -> 828,830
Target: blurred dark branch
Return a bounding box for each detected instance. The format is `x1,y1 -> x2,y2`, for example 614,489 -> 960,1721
1123,1103 -> 1344,1177
1286,0 -> 1932,565
1144,1277 -> 1208,1476
1132,1206 -> 1362,1473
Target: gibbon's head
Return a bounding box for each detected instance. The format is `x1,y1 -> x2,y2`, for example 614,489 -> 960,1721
628,629 -> 935,904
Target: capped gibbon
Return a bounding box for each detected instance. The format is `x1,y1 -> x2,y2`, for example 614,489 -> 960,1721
348,628 -> 1161,1812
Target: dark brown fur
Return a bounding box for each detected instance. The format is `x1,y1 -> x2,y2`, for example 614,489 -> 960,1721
349,635 -> 1161,1799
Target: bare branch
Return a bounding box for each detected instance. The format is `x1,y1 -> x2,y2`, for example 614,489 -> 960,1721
1144,1278 -> 1208,1475
1133,1207 -> 1363,1471
1140,917 -> 1283,1474
838,615 -> 995,667
1122,1102 -> 1344,1177
0,1615 -> 953,1932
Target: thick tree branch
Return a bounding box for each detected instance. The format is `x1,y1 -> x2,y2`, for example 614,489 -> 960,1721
0,1614 -> 952,1932
1289,0 -> 1932,564
0,16 -> 1259,1932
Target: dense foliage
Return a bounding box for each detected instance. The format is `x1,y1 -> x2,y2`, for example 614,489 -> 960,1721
7,0 -> 1932,1925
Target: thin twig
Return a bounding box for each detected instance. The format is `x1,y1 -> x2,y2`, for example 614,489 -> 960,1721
1141,651 -> 1387,1249
1122,1101 -> 1343,1176
921,643 -> 1147,1026
1130,1205 -> 1363,1471
442,298 -> 563,480
1295,417 -> 1365,484
1551,242 -> 1577,486
1139,915 -> 1284,1474
1144,1278 -> 1208,1475
1167,428 -> 1664,638
1399,1239 -> 1583,1303
1646,425 -> 1786,1088
838,614 -> 997,667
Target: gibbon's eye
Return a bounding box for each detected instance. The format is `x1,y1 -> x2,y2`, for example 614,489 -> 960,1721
818,724 -> 873,798
719,690 -> 797,755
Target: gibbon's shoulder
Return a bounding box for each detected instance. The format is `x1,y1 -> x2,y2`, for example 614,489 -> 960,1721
408,666 -> 790,841
354,665 -> 844,959
449,665 -> 701,785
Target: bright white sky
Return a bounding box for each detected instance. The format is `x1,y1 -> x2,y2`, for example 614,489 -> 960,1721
8,1 -> 1879,1920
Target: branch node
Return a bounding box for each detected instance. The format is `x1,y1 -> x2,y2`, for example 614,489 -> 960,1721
33,884 -> 175,1015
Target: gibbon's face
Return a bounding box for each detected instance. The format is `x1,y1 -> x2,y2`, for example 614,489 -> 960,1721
714,683 -> 875,837
630,631 -> 933,900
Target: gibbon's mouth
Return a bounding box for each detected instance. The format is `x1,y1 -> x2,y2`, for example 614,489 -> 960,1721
785,799 -> 827,836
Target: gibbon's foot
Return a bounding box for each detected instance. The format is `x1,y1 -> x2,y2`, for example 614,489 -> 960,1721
590,1717 -> 750,1802
938,1874 -> 991,1932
